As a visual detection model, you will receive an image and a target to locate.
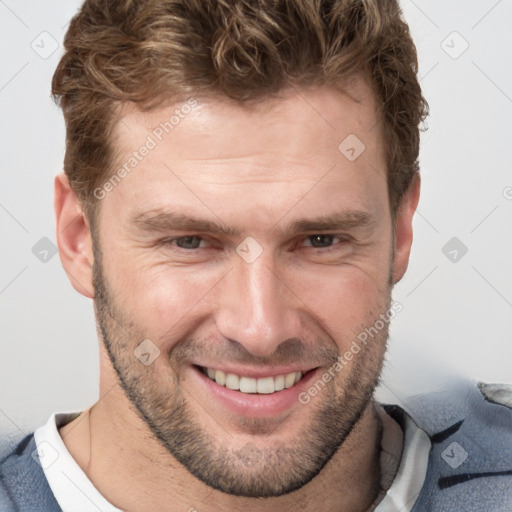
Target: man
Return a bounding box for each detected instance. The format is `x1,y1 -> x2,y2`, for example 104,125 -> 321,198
1,0 -> 511,510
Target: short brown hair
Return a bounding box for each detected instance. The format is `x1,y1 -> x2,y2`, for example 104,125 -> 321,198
52,0 -> 428,220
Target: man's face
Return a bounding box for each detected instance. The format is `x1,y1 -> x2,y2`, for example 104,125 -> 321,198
92,81 -> 397,497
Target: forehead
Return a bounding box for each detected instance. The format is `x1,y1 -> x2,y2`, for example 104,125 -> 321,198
114,78 -> 382,161
101,79 -> 387,229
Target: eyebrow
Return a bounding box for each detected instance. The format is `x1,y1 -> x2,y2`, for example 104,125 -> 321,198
131,208 -> 375,238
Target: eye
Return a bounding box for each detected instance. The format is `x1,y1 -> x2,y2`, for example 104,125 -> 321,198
164,236 -> 208,250
302,234 -> 347,249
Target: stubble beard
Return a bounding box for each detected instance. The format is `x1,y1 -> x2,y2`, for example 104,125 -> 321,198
92,242 -> 391,498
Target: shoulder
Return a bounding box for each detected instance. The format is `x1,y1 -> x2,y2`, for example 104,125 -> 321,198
0,431 -> 61,512
402,380 -> 512,512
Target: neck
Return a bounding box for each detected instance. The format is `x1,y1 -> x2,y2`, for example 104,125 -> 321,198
60,383 -> 384,512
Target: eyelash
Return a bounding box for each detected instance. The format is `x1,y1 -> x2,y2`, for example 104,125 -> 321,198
160,234 -> 350,252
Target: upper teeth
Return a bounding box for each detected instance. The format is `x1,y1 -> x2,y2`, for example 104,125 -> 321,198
204,367 -> 303,394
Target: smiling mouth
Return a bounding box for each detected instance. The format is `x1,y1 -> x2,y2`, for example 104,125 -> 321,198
196,365 -> 315,395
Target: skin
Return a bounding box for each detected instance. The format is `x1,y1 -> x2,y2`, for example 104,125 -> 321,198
55,79 -> 420,512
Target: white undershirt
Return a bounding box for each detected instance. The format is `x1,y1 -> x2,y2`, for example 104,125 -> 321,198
34,413 -> 122,512
33,408 -> 430,512
373,408 -> 431,511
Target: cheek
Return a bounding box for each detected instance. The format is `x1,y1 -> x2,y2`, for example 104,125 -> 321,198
113,264 -> 223,342
288,263 -> 391,345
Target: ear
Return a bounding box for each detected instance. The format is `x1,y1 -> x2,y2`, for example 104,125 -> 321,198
54,173 -> 95,298
391,173 -> 421,284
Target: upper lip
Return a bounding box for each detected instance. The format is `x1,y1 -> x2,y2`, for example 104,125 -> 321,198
193,363 -> 318,379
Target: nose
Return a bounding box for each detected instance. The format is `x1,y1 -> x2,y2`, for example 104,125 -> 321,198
214,247 -> 303,358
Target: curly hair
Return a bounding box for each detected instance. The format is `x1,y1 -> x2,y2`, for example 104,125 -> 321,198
52,0 -> 428,220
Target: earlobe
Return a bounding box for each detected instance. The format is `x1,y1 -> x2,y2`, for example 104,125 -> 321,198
391,173 -> 421,285
54,173 -> 95,298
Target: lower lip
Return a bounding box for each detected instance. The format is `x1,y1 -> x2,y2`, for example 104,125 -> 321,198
191,366 -> 320,418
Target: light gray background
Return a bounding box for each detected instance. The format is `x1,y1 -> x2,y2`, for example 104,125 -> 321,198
1,0 -> 511,435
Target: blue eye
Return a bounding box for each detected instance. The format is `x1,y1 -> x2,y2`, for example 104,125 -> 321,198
302,234 -> 347,249
160,234 -> 349,253
306,235 -> 337,248
165,236 -> 207,249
